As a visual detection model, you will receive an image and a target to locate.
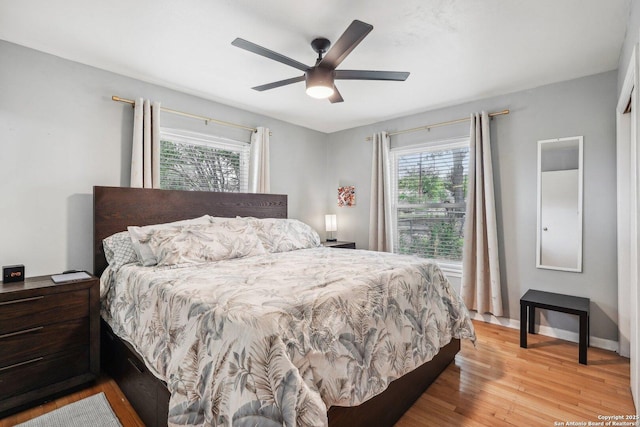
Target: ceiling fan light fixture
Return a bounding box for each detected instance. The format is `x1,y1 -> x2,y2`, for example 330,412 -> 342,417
306,84 -> 334,99
305,68 -> 334,99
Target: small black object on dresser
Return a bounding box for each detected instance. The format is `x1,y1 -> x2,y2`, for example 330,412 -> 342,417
0,274 -> 100,416
2,265 -> 25,283
322,241 -> 356,249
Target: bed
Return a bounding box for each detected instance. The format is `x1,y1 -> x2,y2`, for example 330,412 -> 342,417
93,185 -> 475,427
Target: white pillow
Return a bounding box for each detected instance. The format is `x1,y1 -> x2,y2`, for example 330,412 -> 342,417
244,218 -> 321,253
131,219 -> 266,266
127,215 -> 211,266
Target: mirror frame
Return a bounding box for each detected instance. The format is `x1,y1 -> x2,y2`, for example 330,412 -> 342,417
536,136 -> 584,272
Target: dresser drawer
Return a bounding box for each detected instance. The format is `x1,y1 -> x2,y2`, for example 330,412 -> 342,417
0,289 -> 89,335
0,347 -> 89,400
0,318 -> 89,368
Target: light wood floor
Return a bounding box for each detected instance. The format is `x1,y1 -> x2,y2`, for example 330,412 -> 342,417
1,321 -> 634,426
396,321 -> 635,426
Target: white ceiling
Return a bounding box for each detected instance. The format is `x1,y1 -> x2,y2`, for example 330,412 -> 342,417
0,0 -> 631,133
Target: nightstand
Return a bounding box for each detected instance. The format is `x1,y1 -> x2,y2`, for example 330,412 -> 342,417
0,274 -> 100,415
322,241 -> 356,249
520,289 -> 590,364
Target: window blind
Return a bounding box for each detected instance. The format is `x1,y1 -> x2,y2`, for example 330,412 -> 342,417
159,129 -> 249,193
392,141 -> 469,263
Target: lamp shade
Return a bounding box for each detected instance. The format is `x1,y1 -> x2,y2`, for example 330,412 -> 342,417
306,68 -> 335,99
325,214 -> 337,232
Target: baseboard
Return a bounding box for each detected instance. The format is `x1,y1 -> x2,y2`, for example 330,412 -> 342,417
469,311 -> 620,353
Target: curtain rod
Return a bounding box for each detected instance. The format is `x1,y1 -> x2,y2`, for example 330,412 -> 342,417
364,109 -> 509,141
112,96 -> 258,133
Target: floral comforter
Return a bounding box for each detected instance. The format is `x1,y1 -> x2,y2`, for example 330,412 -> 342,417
101,248 -> 475,427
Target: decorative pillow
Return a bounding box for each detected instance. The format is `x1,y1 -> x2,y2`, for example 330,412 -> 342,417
245,217 -> 321,253
127,215 -> 211,266
103,231 -> 139,269
129,219 -> 267,266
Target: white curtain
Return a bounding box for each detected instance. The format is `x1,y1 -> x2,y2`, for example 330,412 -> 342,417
249,126 -> 270,193
368,132 -> 393,252
461,112 -> 503,316
130,98 -> 161,188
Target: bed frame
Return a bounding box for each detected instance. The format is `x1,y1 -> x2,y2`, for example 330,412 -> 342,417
93,185 -> 460,427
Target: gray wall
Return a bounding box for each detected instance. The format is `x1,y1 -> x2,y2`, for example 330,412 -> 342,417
0,39 -> 620,342
0,40 -> 328,276
327,71 -> 619,342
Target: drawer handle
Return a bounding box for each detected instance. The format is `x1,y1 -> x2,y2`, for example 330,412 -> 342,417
127,358 -> 144,374
0,357 -> 44,372
0,326 -> 44,340
0,296 -> 44,306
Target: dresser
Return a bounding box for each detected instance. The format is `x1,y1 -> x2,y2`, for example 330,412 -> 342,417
322,241 -> 356,249
0,275 -> 100,415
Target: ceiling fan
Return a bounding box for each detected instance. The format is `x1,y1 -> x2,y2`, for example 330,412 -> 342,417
232,20 -> 410,103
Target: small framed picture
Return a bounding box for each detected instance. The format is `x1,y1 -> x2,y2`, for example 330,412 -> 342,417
338,186 -> 355,207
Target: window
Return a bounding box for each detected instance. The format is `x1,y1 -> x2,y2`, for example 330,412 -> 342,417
390,137 -> 470,276
159,128 -> 249,192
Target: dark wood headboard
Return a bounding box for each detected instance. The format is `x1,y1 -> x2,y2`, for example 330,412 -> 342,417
93,186 -> 288,276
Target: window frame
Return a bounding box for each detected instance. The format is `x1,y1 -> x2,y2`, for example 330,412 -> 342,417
389,136 -> 470,277
159,127 -> 250,193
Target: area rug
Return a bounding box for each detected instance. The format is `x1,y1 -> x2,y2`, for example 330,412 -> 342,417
16,392 -> 122,427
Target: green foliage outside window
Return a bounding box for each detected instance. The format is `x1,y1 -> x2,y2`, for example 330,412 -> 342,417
395,147 -> 468,262
397,221 -> 464,260
160,139 -> 243,192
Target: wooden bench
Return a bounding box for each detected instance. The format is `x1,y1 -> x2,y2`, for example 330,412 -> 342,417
520,289 -> 590,364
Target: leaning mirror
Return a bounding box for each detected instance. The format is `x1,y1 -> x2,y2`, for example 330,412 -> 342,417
536,136 -> 583,272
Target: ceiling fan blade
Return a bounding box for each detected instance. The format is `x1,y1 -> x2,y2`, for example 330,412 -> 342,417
251,75 -> 305,91
328,85 -> 344,103
335,70 -> 410,81
232,38 -> 309,72
319,20 -> 373,69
